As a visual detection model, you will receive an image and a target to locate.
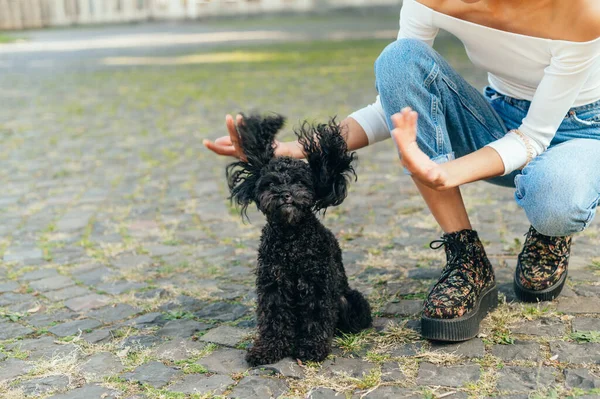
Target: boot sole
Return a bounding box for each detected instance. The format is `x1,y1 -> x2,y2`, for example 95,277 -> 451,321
421,284 -> 498,342
513,269 -> 567,303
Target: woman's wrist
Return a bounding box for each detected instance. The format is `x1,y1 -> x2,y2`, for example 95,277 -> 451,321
275,141 -> 305,159
439,147 -> 505,188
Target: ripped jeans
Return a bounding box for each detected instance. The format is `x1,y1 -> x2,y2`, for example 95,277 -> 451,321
375,38 -> 600,237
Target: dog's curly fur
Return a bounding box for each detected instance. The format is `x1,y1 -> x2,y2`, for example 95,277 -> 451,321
226,113 -> 373,366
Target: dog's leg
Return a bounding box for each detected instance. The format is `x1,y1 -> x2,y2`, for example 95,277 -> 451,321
246,289 -> 295,366
336,288 -> 373,334
293,279 -> 337,363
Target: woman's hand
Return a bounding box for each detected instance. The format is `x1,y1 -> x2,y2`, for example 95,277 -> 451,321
203,114 -> 248,161
203,114 -> 305,160
391,107 -> 451,190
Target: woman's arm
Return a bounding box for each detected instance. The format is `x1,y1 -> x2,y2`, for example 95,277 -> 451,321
203,114 -> 370,160
391,108 -> 504,191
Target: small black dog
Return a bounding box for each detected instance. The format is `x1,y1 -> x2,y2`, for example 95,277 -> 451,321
226,113 -> 372,366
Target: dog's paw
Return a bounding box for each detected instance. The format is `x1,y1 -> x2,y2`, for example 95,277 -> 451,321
245,346 -> 282,367
295,343 -> 330,363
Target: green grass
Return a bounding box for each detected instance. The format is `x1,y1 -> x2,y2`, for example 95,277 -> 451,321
570,331 -> 600,343
0,34 -> 18,44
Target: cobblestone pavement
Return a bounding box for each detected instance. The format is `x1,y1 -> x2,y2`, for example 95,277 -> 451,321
1,11 -> 599,399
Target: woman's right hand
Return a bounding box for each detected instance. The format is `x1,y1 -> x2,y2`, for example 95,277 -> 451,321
203,114 -> 248,161
203,114 -> 304,160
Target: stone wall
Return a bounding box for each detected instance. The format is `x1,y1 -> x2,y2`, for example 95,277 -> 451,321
0,0 -> 402,30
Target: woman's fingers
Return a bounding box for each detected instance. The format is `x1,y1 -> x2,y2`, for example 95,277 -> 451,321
226,114 -> 241,149
203,114 -> 247,160
391,107 -> 418,153
203,137 -> 237,156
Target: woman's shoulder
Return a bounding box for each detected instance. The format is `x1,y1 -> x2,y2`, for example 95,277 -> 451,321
580,2 -> 600,42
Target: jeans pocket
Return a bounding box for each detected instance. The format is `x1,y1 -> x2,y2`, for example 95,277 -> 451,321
569,110 -> 600,127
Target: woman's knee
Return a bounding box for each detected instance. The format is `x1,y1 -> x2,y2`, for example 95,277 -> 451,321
515,166 -> 596,236
374,39 -> 436,88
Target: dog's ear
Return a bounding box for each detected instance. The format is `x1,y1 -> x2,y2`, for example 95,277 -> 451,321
236,113 -> 285,168
296,117 -> 357,212
226,113 -> 286,219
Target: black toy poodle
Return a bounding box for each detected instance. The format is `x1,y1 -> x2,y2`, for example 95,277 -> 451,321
226,113 -> 372,366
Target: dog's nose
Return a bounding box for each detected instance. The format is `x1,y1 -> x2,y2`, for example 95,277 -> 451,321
283,193 -> 293,203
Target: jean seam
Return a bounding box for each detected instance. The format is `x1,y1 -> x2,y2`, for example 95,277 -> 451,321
570,111 -> 600,127
424,61 -> 439,89
582,194 -> 600,231
440,74 -> 500,139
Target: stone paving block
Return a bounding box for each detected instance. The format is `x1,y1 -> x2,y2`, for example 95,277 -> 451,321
307,388 -> 345,399
564,368 -> 600,389
96,280 -> 148,295
572,317 -> 600,332
72,266 -> 117,286
228,376 -> 288,399
44,285 -> 93,301
194,301 -> 249,321
381,299 -> 423,316
0,292 -> 36,306
407,268 -> 440,279
49,318 -> 102,337
0,358 -> 34,382
25,310 -> 78,328
17,375 -> 69,396
558,297 -> 600,314
491,341 -> 541,361
112,254 -> 153,270
511,317 -> 566,337
47,383 -> 121,399
550,341 -> 600,364
197,348 -> 249,374
390,342 -> 423,357
56,211 -> 94,231
64,294 -> 110,312
199,325 -> 250,347
0,281 -> 20,293
146,244 -> 178,257
123,361 -> 181,388
431,338 -> 485,358
4,247 -> 43,263
381,361 -> 407,382
362,387 -> 427,398
321,357 -> 376,378
259,357 -> 304,379
0,321 -> 34,340
86,303 -> 140,323
128,312 -> 168,329
159,294 -> 207,312
29,275 -> 76,292
167,374 -> 234,395
119,335 -> 163,349
416,362 -> 480,387
573,284 -> 600,297
82,328 -> 113,344
156,319 -> 212,337
496,366 -> 556,391
153,338 -> 206,361
7,336 -> 81,360
80,352 -> 125,380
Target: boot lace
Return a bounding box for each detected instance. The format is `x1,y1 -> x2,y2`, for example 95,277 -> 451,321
429,237 -> 474,292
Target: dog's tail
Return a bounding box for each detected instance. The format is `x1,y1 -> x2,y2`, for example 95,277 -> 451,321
337,289 -> 373,334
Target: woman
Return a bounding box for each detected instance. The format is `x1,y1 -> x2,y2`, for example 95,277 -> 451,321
205,0 -> 600,342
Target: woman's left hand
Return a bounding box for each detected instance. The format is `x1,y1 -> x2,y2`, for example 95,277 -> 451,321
391,107 -> 451,190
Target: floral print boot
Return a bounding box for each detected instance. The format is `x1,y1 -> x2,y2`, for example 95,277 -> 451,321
514,225 -> 572,302
421,229 -> 498,342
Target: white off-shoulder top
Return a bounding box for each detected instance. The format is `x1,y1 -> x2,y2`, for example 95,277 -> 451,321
349,0 -> 600,175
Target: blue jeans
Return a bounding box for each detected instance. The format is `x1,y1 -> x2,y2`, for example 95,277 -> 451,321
375,39 -> 600,237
